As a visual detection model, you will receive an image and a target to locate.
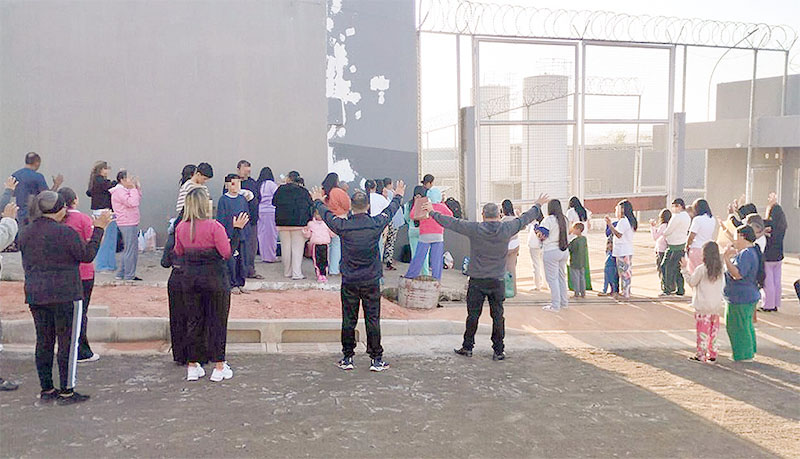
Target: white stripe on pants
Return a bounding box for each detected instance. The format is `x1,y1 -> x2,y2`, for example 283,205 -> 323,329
279,229 -> 306,279
543,249 -> 568,309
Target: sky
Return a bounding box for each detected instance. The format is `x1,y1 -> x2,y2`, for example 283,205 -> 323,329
420,0 -> 800,146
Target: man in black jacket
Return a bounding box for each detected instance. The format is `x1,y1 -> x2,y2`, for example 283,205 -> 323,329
310,181 -> 406,372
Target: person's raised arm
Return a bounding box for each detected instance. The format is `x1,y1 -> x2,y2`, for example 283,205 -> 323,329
1,177 -> 17,210
0,203 -> 19,252
429,206 -> 477,237
723,246 -> 742,280
310,186 -> 345,234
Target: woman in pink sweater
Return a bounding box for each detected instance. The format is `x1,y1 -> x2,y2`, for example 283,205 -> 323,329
404,188 -> 453,280
109,170 -> 142,281
303,210 -> 336,283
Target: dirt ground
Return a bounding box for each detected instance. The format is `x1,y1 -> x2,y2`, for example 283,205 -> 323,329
0,281 -> 429,321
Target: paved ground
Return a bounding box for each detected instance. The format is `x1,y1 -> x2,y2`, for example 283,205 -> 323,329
1,342 -> 799,458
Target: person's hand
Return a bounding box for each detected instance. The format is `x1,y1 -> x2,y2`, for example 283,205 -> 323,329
679,257 -> 687,270
604,215 -> 612,226
394,180 -> 406,197
52,173 -> 64,189
649,218 -> 656,226
133,177 -> 141,189
534,193 -> 549,206
92,210 -> 113,229
4,177 -> 17,191
233,212 -> 250,229
2,203 -> 18,219
340,182 -> 349,192
421,201 -> 433,213
310,186 -> 324,201
767,192 -> 777,206
727,202 -> 736,214
724,245 -> 737,259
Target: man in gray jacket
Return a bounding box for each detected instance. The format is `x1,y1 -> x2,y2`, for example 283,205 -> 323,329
424,194 -> 548,360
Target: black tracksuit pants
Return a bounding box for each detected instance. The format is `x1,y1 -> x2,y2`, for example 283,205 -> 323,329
463,278 -> 506,354
341,280 -> 383,359
78,279 -> 94,360
29,302 -> 73,391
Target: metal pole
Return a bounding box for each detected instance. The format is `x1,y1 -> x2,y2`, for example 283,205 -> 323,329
472,36 -> 481,216
777,50 -> 789,202
574,43 -> 582,200
745,49 -> 758,202
417,30 -> 424,180
667,46 -> 676,203
579,42 -> 586,201
455,35 -> 462,202
634,94 -> 642,194
681,45 -> 687,113
67,299 -> 84,390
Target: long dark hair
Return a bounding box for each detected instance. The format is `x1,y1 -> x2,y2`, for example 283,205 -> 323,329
703,241 -> 723,282
692,199 -> 712,217
547,199 -> 568,251
766,203 -> 787,232
180,164 -> 196,185
88,161 -> 109,192
658,208 -> 672,225
619,200 -> 638,230
321,172 -> 339,196
410,185 -> 427,227
568,196 -> 587,222
257,167 -> 275,186
501,199 -> 514,217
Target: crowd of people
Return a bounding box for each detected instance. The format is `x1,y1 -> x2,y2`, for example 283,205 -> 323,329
0,150 -> 796,406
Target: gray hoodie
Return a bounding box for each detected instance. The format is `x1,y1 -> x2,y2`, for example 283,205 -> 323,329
431,204 -> 543,279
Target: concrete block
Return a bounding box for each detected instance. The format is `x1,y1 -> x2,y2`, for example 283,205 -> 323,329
116,318 -> 168,341
1,320 -> 36,343
407,320 -> 461,335
226,343 -> 266,354
380,319 -> 410,336
88,305 -> 109,317
87,317 -> 117,341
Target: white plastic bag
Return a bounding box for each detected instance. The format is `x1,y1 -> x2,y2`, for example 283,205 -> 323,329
144,227 -> 157,252
137,230 -> 146,253
443,251 -> 454,270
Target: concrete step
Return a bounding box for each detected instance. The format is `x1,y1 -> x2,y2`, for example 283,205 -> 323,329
88,305 -> 109,317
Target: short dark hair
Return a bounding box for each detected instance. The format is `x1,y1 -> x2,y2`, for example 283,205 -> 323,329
237,160 -> 251,169
383,177 -> 392,186
351,191 -> 369,212
25,152 -> 41,165
224,173 -> 239,183
364,179 -> 376,191
58,187 -> 77,207
197,162 -> 214,179
672,198 -> 686,208
296,177 -> 305,186
736,224 -> 757,243
422,174 -> 434,185
572,221 -> 585,233
287,171 -> 301,182
116,169 -> 128,183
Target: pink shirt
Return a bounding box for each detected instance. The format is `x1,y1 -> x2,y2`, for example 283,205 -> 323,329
651,223 -> 668,253
63,209 -> 95,280
303,219 -> 335,245
413,202 -> 453,235
174,219 -> 232,259
110,184 -> 142,227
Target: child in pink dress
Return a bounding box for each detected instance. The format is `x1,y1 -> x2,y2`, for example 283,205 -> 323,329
303,210 -> 336,283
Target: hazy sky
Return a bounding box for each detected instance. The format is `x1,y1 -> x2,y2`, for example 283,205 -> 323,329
420,0 -> 800,145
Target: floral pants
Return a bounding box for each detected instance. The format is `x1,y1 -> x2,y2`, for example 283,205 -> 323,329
616,255 -> 632,298
695,313 -> 720,361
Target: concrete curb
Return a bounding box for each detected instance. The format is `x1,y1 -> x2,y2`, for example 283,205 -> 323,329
0,317 -> 525,344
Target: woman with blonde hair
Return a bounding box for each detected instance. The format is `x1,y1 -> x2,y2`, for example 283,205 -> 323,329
174,188 -> 248,382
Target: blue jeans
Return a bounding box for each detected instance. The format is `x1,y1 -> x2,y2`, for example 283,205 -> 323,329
405,240 -> 444,280
603,253 -> 619,293
329,234 -> 341,275
94,220 -> 117,271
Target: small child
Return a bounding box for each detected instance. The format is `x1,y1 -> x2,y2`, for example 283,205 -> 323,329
303,210 -> 336,283
217,174 -> 253,294
599,222 -> 619,296
650,208 -> 671,280
681,241 -> 725,363
567,222 -> 588,298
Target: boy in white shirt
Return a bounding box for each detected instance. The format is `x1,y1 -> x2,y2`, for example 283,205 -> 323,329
660,198 -> 691,296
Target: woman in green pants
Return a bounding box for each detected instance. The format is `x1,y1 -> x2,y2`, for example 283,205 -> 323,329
723,225 -> 763,362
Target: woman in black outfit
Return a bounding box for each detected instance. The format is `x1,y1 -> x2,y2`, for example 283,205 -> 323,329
272,171 -> 314,280
161,165 -> 197,364
86,161 -> 118,272
19,191 -> 112,405
762,198 -> 787,311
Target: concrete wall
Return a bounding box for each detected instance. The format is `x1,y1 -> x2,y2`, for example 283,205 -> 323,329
0,0 -> 328,240
325,0 -> 418,191
716,74 -> 800,119
780,148 -> 800,252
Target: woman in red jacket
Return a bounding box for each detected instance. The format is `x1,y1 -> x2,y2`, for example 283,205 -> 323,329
174,188 -> 248,383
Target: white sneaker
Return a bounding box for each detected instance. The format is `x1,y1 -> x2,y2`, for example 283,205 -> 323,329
78,353 -> 100,363
210,363 -> 233,382
542,305 -> 560,312
186,364 -> 206,381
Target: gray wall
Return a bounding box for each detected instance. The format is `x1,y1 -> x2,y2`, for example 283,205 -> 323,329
716,74 -> 800,119
326,0 -> 418,191
1,0 -> 328,240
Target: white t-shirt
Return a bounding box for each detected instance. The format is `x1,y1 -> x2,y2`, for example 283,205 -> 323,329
369,192 -> 390,217
664,211 -> 691,245
612,217 -> 635,257
501,215 -> 520,250
756,235 -> 767,253
540,215 -> 564,252
688,214 -> 716,249
566,207 -> 591,241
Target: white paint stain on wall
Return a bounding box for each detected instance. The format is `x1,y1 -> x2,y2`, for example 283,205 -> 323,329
370,75 -> 390,104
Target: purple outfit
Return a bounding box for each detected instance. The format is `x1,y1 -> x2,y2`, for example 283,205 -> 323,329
257,180 -> 279,262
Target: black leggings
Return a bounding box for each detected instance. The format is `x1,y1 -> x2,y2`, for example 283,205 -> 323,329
30,303 -> 73,391
78,279 -> 94,360
181,257 -> 231,363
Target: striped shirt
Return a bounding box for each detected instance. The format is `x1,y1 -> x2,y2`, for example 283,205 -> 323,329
176,180 -> 209,214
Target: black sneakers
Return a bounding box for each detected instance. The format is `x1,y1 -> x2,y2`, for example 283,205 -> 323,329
39,389 -> 59,402
337,357 -> 354,370
369,358 -> 390,372
492,352 -> 506,361
56,391 -> 90,406
454,347 -> 473,357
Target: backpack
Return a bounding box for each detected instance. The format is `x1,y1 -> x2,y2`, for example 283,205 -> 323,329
444,197 -> 464,219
